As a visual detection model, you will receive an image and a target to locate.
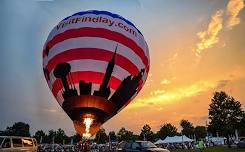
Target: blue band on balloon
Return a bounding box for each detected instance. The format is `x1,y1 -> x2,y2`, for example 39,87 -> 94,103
62,10 -> 143,36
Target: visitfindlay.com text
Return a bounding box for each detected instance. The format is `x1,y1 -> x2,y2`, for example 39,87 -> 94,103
57,16 -> 138,37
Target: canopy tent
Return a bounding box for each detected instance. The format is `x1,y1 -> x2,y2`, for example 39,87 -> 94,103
154,139 -> 164,145
154,135 -> 193,144
207,137 -> 226,145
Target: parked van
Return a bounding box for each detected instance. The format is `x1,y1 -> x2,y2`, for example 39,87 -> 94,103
0,136 -> 37,152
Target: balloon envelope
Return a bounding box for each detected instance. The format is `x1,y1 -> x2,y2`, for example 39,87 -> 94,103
42,10 -> 150,137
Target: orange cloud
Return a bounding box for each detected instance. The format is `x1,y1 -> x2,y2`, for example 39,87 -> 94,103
129,81 -> 216,109
195,0 -> 244,56
195,10 -> 224,55
226,0 -> 244,29
150,89 -> 166,96
161,79 -> 171,85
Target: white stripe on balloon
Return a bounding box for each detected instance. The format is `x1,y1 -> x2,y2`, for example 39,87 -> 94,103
43,37 -> 145,72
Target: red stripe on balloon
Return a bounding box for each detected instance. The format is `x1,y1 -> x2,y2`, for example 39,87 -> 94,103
46,48 -> 140,76
44,27 -> 149,70
52,71 -> 122,97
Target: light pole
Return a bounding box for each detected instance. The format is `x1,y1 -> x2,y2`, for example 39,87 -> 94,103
109,134 -> 112,151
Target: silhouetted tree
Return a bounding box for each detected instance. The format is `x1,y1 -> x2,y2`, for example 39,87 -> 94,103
47,129 -> 56,144
0,130 -> 4,136
117,127 -> 134,142
4,122 -> 30,137
95,128 -> 108,144
194,126 -> 206,140
140,124 -> 154,141
34,130 -> 46,144
208,91 -> 245,148
70,133 -> 82,144
132,134 -> 140,141
157,123 -> 178,139
108,131 -> 117,141
56,128 -> 68,144
238,114 -> 245,136
180,119 -> 194,138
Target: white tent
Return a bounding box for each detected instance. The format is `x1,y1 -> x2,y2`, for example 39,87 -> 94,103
162,136 -> 174,143
156,135 -> 193,144
208,137 -> 226,145
154,139 -> 164,145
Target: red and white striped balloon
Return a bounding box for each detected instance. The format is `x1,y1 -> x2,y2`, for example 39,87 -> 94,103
43,10 -> 149,106
42,10 -> 149,136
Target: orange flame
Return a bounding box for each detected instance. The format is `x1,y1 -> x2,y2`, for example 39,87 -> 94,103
82,118 -> 93,138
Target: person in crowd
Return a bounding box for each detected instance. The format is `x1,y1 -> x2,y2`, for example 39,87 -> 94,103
198,139 -> 205,152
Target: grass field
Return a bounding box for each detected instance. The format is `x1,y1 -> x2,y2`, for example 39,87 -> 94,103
172,146 -> 245,152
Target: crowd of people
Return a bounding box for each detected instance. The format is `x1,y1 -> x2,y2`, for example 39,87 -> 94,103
156,139 -> 214,151
37,141 -> 117,152
37,139 -> 216,152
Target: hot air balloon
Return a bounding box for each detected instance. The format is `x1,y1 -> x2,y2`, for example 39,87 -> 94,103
42,10 -> 150,138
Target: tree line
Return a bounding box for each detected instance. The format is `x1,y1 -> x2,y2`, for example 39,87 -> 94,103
0,122 -> 82,144
0,91 -> 244,145
0,120 -> 206,144
94,120 -> 207,144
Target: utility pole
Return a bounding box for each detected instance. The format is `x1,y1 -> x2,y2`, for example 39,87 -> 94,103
109,134 -> 112,151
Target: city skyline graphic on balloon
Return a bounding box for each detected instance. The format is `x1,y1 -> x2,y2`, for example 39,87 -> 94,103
42,10 -> 150,138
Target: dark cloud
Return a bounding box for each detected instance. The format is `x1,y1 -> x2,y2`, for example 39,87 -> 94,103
216,80 -> 230,89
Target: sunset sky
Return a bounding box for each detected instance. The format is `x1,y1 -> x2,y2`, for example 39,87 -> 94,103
0,0 -> 244,136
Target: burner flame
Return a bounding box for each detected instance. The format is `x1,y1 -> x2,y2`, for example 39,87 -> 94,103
82,117 -> 93,138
